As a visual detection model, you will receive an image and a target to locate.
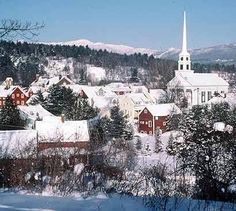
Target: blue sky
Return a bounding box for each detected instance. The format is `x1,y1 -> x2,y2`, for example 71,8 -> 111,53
0,0 -> 236,50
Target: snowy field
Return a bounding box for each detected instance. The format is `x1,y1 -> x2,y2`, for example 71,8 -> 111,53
134,131 -> 176,170
0,190 -> 235,211
0,191 -> 149,211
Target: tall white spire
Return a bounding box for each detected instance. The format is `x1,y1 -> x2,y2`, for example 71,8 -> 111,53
182,11 -> 187,54
178,11 -> 191,72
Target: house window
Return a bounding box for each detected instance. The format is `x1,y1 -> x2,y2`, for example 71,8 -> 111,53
21,94 -> 24,99
149,131 -> 152,135
144,109 -> 148,114
207,91 -> 212,101
17,100 -> 20,105
140,121 -> 144,124
163,122 -> 166,126
16,93 -> 20,97
3,101 -> 5,105
148,121 -> 152,128
12,94 -> 15,99
0,101 -> 1,106
201,91 -> 206,103
21,101 -> 24,105
155,116 -> 159,120
180,64 -> 183,70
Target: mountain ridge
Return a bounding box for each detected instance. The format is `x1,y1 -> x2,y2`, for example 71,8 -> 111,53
48,39 -> 236,64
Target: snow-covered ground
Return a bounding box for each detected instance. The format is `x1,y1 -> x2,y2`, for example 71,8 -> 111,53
134,131 -> 177,171
0,191 -> 149,211
0,190 -> 235,211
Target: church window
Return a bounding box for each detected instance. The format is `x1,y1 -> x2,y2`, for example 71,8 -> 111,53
186,57 -> 189,61
180,65 -> 183,70
181,57 -> 183,61
201,91 -> 206,103
186,65 -> 189,70
207,91 -> 212,101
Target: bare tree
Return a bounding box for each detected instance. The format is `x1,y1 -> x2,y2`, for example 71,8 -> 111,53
0,19 -> 44,40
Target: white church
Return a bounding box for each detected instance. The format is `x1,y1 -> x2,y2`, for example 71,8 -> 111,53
167,12 -> 229,107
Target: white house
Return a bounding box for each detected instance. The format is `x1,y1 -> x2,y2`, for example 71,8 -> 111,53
119,93 -> 154,120
167,12 -> 229,107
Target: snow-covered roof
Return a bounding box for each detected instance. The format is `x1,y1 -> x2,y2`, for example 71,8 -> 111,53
0,85 -> 27,97
0,130 -> 37,157
36,117 -> 90,142
144,103 -> 181,116
147,89 -> 166,102
125,93 -> 153,105
18,105 -> 54,121
129,85 -> 148,93
31,75 -> 74,88
206,93 -> 236,107
168,72 -> 229,87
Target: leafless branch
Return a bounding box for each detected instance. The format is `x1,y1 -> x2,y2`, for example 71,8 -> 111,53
0,19 -> 44,41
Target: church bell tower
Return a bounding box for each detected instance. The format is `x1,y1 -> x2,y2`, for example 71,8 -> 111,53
178,11 -> 191,72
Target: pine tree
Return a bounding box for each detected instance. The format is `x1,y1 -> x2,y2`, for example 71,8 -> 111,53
29,90 -> 46,107
45,85 -> 75,116
65,97 -> 98,120
0,96 -> 25,130
108,106 -> 130,140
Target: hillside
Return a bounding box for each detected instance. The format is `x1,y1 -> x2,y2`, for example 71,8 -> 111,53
52,39 -> 236,65
0,40 -> 235,87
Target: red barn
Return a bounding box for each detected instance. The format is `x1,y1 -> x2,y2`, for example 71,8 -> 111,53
0,86 -> 29,109
138,103 -> 181,135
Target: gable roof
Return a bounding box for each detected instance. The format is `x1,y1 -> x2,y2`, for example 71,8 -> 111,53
0,85 -> 27,97
18,105 -> 54,121
143,103 -> 181,117
35,117 -> 90,142
168,72 -> 229,87
126,93 -> 153,105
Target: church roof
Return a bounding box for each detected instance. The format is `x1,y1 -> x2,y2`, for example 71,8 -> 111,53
168,72 -> 229,87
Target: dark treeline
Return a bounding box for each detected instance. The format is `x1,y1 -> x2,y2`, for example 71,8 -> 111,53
0,40 -> 235,87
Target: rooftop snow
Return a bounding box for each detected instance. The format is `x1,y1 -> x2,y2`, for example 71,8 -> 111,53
144,103 -> 181,116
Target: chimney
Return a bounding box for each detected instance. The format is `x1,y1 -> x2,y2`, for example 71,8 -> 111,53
35,74 -> 40,82
61,114 -> 65,123
5,77 -> 13,89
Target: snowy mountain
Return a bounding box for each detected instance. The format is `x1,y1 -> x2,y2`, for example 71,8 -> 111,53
50,39 -> 236,64
157,43 -> 236,64
51,39 -> 159,56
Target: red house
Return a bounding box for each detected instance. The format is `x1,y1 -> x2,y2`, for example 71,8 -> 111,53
0,86 -> 30,109
138,103 -> 181,135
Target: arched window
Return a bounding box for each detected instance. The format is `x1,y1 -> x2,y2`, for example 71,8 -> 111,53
181,57 -> 183,61
180,64 -> 183,70
186,65 -> 189,70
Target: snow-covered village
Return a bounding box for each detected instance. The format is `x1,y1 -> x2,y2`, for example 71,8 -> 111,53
1,1 -> 236,210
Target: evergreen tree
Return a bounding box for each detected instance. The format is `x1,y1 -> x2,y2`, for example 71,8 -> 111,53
29,90 -> 46,107
45,85 -> 75,116
65,97 -> 98,120
169,104 -> 236,201
107,106 -> 130,140
0,96 -> 25,130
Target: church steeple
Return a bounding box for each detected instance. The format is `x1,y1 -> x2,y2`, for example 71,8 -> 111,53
178,11 -> 191,71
